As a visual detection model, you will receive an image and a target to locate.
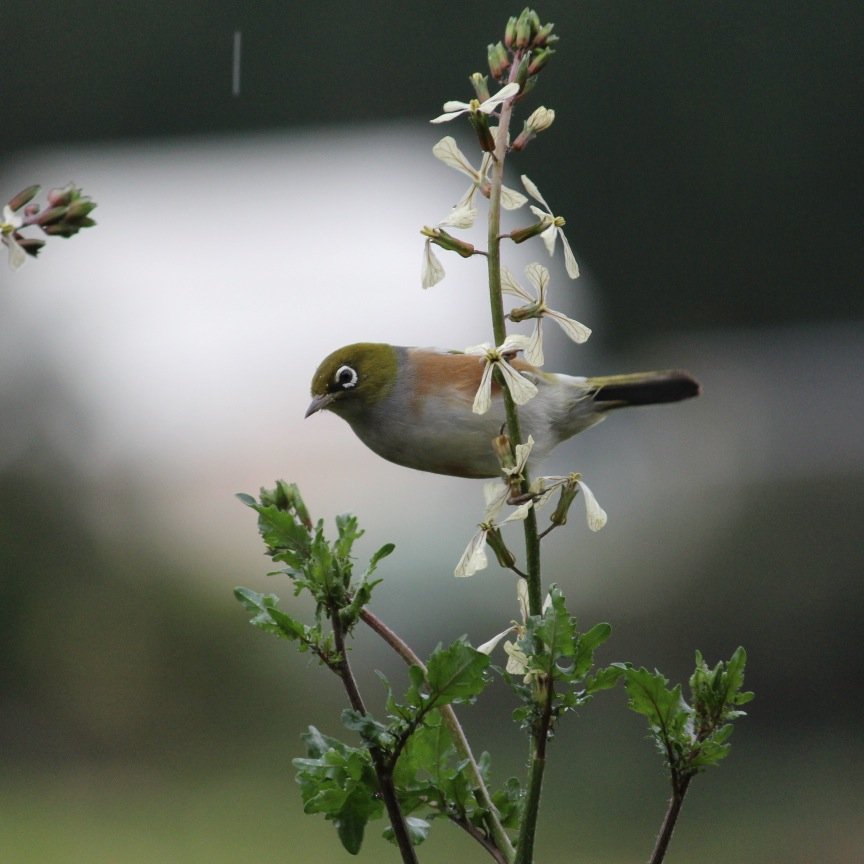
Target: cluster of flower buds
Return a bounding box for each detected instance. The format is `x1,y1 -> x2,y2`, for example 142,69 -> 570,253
2,183 -> 96,270
487,7 -> 558,94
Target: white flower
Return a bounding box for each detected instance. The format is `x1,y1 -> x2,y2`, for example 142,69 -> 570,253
532,473 -> 607,531
463,334 -> 538,414
433,136 -> 527,227
520,175 -> 580,279
502,263 -> 591,365
1,205 -> 26,270
431,81 -> 520,124
454,480 -> 532,577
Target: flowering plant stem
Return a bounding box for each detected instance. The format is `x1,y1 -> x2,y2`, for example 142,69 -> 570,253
488,88 -> 547,864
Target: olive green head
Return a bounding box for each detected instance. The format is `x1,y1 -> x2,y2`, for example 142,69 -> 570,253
306,343 -> 399,418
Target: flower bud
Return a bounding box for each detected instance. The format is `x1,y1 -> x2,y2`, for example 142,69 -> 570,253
7,185 -> 40,212
511,106 -> 555,151
34,206 -> 66,227
514,8 -> 534,49
487,41 -> 510,81
469,72 -> 490,103
533,22 -> 557,48
527,47 -> 554,76
504,15 -> 518,48
493,433 -> 515,471
46,184 -> 77,207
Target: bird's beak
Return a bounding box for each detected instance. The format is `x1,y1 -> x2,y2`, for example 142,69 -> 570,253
305,392 -> 335,418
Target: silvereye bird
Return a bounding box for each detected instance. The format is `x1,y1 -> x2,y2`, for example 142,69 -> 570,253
306,343 -> 700,479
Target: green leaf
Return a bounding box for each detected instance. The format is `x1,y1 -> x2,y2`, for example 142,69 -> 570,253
619,665 -> 689,740
425,638 -> 491,707
294,727 -> 382,855
368,542 -> 396,571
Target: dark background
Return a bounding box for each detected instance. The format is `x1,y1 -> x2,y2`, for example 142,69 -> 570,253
2,4 -> 862,863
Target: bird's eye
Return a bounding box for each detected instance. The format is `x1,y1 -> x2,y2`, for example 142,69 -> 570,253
334,364 -> 359,390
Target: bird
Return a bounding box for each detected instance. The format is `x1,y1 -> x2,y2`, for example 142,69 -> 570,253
306,342 -> 700,479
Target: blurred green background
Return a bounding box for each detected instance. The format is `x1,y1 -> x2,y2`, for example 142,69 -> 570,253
1,3 -> 862,862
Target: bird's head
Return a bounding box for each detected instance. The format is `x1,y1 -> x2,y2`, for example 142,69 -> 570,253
306,343 -> 399,419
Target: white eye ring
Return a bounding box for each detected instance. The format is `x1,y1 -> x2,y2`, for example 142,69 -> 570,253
335,364 -> 358,390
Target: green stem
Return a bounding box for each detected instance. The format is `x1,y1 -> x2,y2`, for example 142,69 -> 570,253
486,75 -> 547,864
649,774 -> 693,864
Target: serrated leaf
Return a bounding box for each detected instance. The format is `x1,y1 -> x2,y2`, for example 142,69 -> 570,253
586,664 -> 625,693
620,666 -> 689,739
425,639 -> 490,706
533,589 -> 577,660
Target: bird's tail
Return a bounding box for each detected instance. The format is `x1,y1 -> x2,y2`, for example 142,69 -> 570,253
587,370 -> 701,408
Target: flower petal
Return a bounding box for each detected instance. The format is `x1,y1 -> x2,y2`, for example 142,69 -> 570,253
483,480 -> 509,519
561,231 -> 581,279
421,240 -> 445,288
524,262 -> 548,298
501,267 -> 532,301
472,361 -> 495,414
432,136 -> 477,178
439,200 -> 477,229
454,529 -> 489,577
579,480 -> 607,531
480,82 -> 520,113
548,309 -> 591,344
520,174 -> 548,208
477,626 -> 516,655
498,360 -> 538,405
524,320 -> 544,366
500,185 -> 528,210
537,222 -> 558,257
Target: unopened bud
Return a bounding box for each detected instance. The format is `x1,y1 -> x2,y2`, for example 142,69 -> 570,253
514,8 -> 534,49
34,206 -> 66,227
511,106 -> 555,151
527,47 -> 554,76
533,22 -> 557,48
504,15 -> 518,48
46,184 -> 77,207
512,54 -> 531,90
7,185 -> 40,212
487,41 -> 510,80
493,433 -> 515,471
470,72 -> 490,103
